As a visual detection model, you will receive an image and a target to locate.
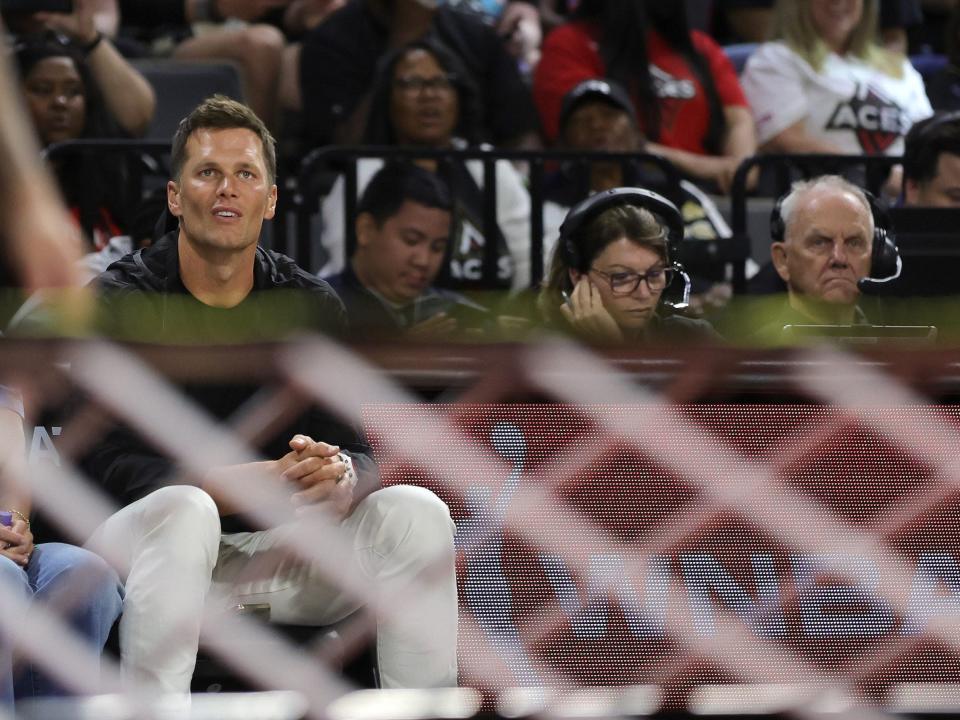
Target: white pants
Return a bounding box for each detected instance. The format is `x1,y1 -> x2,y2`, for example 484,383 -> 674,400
86,484 -> 458,694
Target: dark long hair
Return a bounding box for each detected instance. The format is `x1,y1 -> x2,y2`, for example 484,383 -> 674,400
574,0 -> 727,154
15,33 -> 130,242
363,37 -> 484,146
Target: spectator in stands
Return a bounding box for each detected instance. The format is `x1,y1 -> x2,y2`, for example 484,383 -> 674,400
441,0 -> 542,73
538,188 -> 715,344
741,0 -> 932,161
533,0 -> 756,194
320,38 -> 532,291
325,162 -> 494,341
8,0 -> 157,256
903,111 -> 960,207
765,175 -> 876,330
82,96 -> 457,694
11,0 -> 156,140
116,0 -> 286,127
294,0 -> 541,148
14,34 -> 152,251
4,0 -> 155,138
0,22 -> 86,306
0,386 -> 123,707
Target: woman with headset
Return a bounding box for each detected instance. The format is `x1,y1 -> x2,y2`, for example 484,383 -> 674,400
538,188 -> 716,344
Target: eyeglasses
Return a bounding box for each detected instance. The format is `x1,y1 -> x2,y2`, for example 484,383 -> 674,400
589,266 -> 674,295
393,74 -> 457,95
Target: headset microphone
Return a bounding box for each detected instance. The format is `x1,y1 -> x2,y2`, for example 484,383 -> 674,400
857,254 -> 903,294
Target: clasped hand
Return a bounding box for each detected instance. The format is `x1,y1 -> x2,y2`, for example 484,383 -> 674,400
0,519 -> 33,568
274,434 -> 355,519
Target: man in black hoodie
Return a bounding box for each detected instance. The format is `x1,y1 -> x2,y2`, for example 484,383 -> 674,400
82,96 -> 458,696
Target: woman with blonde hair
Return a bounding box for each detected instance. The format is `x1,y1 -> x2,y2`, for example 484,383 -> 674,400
741,0 -> 931,157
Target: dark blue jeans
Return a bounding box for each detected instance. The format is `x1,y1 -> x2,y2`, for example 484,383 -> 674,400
0,542 -> 123,705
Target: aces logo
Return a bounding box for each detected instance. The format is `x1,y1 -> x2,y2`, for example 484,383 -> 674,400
825,84 -> 909,153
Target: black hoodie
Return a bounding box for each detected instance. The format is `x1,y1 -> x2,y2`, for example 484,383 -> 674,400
95,232 -> 347,341
80,233 -> 378,534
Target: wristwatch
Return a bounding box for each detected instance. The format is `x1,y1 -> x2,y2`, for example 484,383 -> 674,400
81,32 -> 103,55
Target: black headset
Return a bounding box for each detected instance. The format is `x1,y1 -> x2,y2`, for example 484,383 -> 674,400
558,187 -> 691,309
769,185 -> 901,286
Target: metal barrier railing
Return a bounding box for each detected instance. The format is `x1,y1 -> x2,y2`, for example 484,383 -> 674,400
43,139 -> 173,197
41,142 -> 927,299
43,142 -> 690,289
294,147 -> 686,287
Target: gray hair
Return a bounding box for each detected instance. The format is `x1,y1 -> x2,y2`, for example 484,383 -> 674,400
779,175 -> 874,241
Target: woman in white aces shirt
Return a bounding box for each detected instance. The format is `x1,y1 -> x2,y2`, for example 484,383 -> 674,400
741,0 -> 931,158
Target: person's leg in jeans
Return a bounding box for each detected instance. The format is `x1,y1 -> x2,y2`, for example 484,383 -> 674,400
85,486 -> 221,695
14,542 -> 123,699
0,556 -> 30,708
214,484 -> 458,687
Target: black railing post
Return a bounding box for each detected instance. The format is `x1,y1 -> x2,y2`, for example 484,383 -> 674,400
482,156 -> 498,287
529,157 -> 545,287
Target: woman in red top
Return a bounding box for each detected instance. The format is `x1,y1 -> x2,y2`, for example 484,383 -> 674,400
534,0 -> 757,194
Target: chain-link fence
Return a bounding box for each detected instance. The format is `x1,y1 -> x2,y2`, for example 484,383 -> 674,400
3,337 -> 960,719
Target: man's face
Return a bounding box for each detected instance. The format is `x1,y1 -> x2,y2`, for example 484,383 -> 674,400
355,200 -> 451,304
167,127 -> 277,254
771,187 -> 873,306
562,99 -> 640,152
905,152 -> 960,207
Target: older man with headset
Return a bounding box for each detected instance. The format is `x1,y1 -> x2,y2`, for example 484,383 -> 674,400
764,174 -> 901,332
